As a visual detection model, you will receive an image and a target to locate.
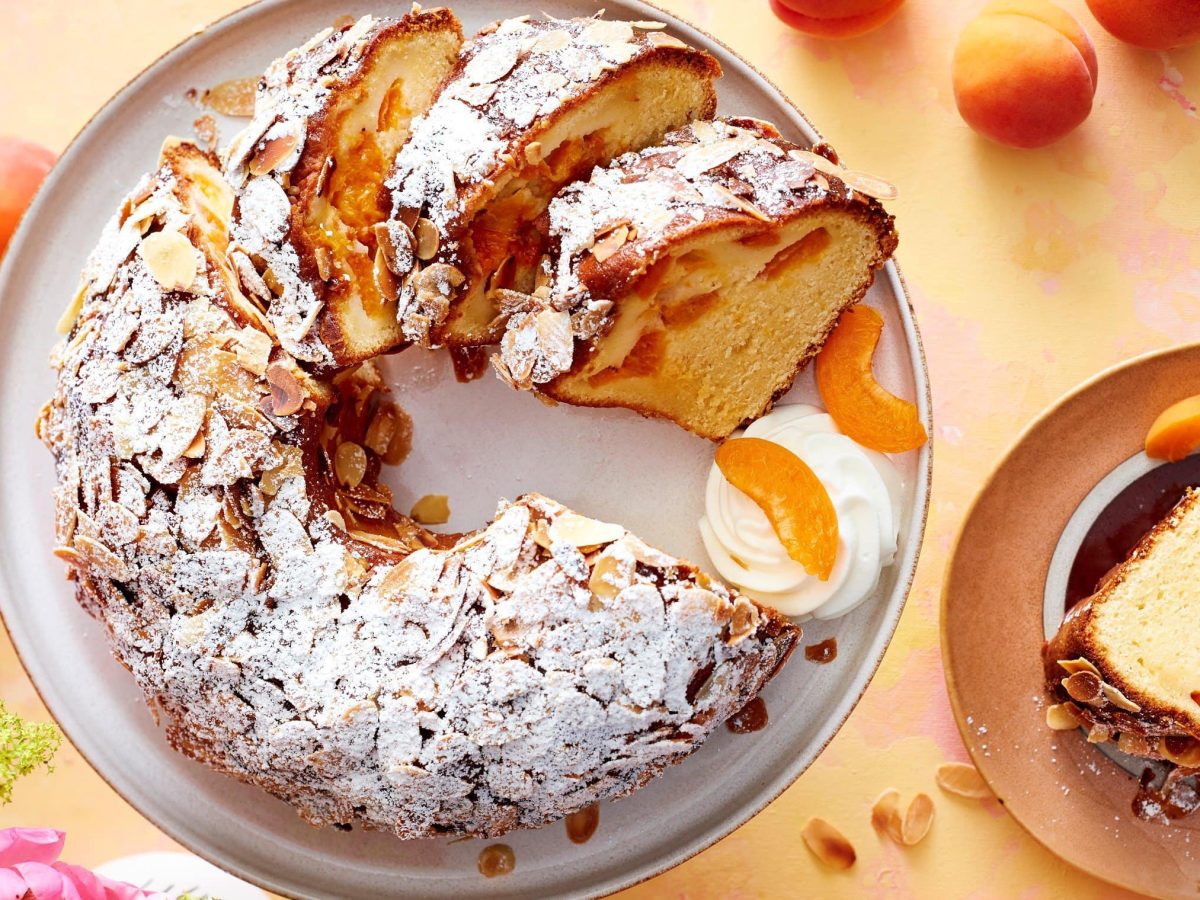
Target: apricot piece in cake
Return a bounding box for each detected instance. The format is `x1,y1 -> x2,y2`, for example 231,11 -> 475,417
715,437 -> 839,580
768,0 -> 906,39
814,306 -> 926,454
1145,394 -> 1200,462
953,0 -> 1097,149
1085,0 -> 1200,49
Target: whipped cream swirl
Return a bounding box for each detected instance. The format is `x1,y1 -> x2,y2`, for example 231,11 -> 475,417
700,405 -> 904,620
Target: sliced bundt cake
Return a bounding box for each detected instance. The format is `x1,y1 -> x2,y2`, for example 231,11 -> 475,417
493,118 -> 898,440
384,15 -> 722,352
1045,488 -> 1200,767
223,9 -> 463,367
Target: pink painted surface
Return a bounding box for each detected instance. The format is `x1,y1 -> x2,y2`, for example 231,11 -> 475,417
1,0 -> 1196,895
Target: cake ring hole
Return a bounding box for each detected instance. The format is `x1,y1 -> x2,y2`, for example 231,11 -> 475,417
1043,451 -> 1200,779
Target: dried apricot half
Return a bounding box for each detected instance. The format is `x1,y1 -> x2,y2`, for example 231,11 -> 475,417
1145,394 -> 1200,462
815,306 -> 927,454
715,437 -> 838,580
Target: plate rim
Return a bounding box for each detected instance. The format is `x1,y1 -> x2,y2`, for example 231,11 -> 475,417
940,341 -> 1200,900
0,1 -> 933,896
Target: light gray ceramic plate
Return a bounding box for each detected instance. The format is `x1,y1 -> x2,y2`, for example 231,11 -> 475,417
0,1 -> 931,897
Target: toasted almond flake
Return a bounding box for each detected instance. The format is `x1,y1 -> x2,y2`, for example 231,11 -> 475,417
1057,657 -> 1103,678
265,364 -> 304,417
323,509 -> 347,531
1045,702 -> 1081,731
524,141 -> 544,165
233,326 -> 272,376
374,248 -> 399,303
1118,732 -> 1155,756
463,40 -> 520,84
901,793 -> 934,846
647,32 -> 688,49
935,763 -> 991,800
182,431 -> 206,459
630,20 -> 667,30
582,19 -> 634,46
591,225 -> 629,263
788,149 -> 898,201
375,222 -> 411,275
314,246 -> 334,281
1060,671 -> 1102,705
871,788 -> 901,834
410,494 -> 450,525
800,818 -> 855,870
414,218 -> 439,260
1101,682 -> 1141,713
530,28 -> 572,53
334,442 -> 367,489
588,554 -> 622,602
57,282 -> 87,334
296,299 -> 323,338
203,76 -> 258,117
139,230 -> 199,291
249,134 -> 298,177
549,513 -> 624,550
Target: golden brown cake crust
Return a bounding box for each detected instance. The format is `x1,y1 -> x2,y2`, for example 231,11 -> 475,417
1044,489 -> 1200,758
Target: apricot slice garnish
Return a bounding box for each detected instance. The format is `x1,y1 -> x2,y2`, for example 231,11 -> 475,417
1145,394 -> 1200,462
814,306 -> 927,454
715,437 -> 838,580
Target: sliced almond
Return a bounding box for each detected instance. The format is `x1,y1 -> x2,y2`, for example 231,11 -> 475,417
1045,702 -> 1082,731
935,762 -> 991,800
375,221 -> 413,275
588,554 -> 623,603
414,218 -> 440,261
530,28 -> 572,54
1101,682 -> 1141,713
1057,657 -> 1102,678
249,134 -> 298,177
374,248 -> 399,303
203,76 -> 258,117
57,281 -> 87,335
139,230 -> 199,291
582,19 -> 634,47
314,246 -> 334,281
410,494 -> 450,525
591,225 -> 629,263
524,141 -> 544,166
900,793 -> 934,846
800,817 -> 855,870
265,364 -> 304,417
630,20 -> 667,30
549,513 -> 624,550
647,32 -> 688,49
1062,670 -> 1103,705
233,326 -> 273,376
323,508 -> 347,531
871,788 -> 901,836
334,442 -> 367,489
788,149 -> 898,201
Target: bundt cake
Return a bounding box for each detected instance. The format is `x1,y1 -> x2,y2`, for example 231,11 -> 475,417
493,118 -> 899,440
384,15 -> 722,351
1044,488 -> 1200,770
41,138 -> 799,837
222,8 -> 463,368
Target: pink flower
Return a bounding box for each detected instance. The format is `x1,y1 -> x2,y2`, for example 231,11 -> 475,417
0,829 -> 164,900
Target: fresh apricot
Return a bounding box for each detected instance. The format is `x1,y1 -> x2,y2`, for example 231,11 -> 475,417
953,1 -> 1098,149
1085,0 -> 1200,50
1145,395 -> 1200,462
0,137 -> 55,259
715,437 -> 839,580
769,0 -> 906,39
814,305 -> 927,454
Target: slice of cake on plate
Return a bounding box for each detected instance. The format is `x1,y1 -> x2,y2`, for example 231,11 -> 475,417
1045,488 -> 1200,768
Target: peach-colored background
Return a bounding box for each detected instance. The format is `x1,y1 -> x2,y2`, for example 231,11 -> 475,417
2,0 -> 1197,896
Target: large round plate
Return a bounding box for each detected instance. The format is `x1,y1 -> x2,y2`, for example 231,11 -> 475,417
0,2 -> 930,897
943,344 -> 1200,900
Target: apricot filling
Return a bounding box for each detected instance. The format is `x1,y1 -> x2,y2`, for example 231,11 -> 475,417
1145,394 -> 1200,462
715,437 -> 839,580
814,306 -> 927,454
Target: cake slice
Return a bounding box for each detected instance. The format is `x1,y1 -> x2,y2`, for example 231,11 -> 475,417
493,118 -> 898,440
383,15 -> 721,353
223,9 -> 463,367
1045,488 -> 1200,766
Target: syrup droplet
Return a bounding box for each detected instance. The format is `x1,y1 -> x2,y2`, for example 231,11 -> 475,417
726,696 -> 768,734
565,803 -> 600,844
805,637 -> 838,664
477,843 -> 515,878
